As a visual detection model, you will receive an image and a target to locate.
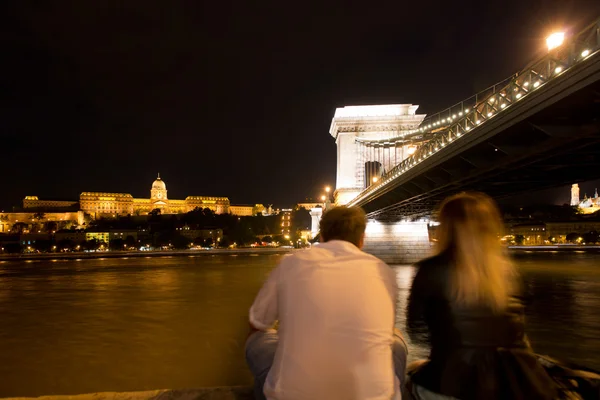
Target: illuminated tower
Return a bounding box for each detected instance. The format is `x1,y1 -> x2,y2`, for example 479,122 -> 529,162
571,184 -> 580,206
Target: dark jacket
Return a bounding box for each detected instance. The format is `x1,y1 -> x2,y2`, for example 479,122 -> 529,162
407,252 -> 557,400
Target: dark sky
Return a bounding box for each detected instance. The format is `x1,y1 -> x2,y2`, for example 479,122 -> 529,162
2,0 -> 600,210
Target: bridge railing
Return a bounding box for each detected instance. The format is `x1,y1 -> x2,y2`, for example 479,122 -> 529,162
349,16 -> 600,206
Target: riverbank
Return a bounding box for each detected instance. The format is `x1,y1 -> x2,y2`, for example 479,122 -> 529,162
0,247 -> 298,262
509,245 -> 600,252
3,387 -> 253,400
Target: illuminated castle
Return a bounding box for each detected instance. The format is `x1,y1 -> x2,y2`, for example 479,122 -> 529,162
25,174 -> 230,218
571,184 -> 600,214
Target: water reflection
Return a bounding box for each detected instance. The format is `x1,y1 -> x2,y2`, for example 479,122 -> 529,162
0,253 -> 598,397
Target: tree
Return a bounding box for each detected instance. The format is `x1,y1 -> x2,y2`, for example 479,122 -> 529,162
33,240 -> 52,253
583,231 -> 599,244
514,235 -> 525,245
57,239 -> 76,251
3,243 -> 21,254
109,238 -> 125,250
566,232 -> 582,243
10,222 -> 29,234
220,236 -> 231,248
83,239 -> 100,251
125,235 -> 137,248
45,221 -> 58,232
172,234 -> 192,249
33,212 -> 46,221
204,237 -> 214,247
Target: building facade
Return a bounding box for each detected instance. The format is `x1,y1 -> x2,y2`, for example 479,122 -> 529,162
571,184 -> 600,214
26,174 -> 231,219
23,196 -> 78,210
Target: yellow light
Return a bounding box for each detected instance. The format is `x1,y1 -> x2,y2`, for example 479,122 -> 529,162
407,146 -> 417,155
325,186 -> 331,193
501,103 -> 507,109
372,177 -> 378,183
321,195 -> 326,201
582,49 -> 590,57
555,66 -> 562,74
546,32 -> 564,51
533,81 -> 540,88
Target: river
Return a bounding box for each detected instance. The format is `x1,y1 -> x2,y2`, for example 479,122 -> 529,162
0,252 -> 598,397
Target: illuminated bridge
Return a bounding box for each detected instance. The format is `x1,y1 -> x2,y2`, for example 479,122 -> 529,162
328,18 -> 600,262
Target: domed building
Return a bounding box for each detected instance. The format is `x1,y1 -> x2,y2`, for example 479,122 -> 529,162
77,174 -> 230,218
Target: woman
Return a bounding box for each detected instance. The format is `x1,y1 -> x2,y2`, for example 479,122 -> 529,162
406,192 -> 556,400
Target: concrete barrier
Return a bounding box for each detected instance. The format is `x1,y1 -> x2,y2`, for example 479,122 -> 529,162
3,387 -> 254,400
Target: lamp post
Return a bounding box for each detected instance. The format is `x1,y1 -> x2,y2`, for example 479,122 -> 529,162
323,185 -> 333,210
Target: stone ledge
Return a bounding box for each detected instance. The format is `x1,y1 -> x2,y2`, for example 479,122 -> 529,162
3,387 -> 254,400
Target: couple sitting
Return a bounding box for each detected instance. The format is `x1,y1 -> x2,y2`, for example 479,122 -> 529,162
245,192 -> 558,400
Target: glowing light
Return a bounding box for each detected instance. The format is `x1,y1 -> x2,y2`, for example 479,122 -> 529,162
533,81 -> 540,88
555,66 -> 562,74
546,32 -> 565,51
452,114 -> 456,118
582,49 -> 590,57
459,112 -> 463,116
501,103 -> 507,109
442,119 -> 446,123
489,98 -> 495,103
407,146 -> 417,155
465,108 -> 469,112
476,120 -> 481,125
516,93 -> 522,99
465,127 -> 470,131
321,195 -> 326,201
523,81 -> 529,87
487,112 -> 493,117
325,186 -> 331,193
372,177 -> 378,183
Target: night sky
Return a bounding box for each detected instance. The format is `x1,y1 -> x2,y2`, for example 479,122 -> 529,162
3,0 -> 600,210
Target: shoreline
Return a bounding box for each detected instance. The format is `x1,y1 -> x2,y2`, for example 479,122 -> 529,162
508,245 -> 600,252
0,247 -> 298,262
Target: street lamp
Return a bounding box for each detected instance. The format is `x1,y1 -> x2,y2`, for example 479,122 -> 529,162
546,32 -> 565,51
325,186 -> 331,193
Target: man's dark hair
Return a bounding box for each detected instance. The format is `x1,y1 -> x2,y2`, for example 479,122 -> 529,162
319,206 -> 366,247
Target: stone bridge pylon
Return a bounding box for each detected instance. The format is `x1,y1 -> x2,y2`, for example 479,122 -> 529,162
329,104 -> 426,206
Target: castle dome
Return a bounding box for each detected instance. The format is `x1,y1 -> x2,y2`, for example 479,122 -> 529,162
152,173 -> 166,190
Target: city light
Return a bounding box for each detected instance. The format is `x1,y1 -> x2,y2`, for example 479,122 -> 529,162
372,177 -> 378,183
582,49 -> 590,57
546,32 -> 565,51
407,146 -> 417,155
325,186 -> 331,193
321,195 -> 326,201
555,66 -> 562,74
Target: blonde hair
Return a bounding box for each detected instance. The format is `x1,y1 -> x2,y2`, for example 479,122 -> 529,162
436,192 -> 514,311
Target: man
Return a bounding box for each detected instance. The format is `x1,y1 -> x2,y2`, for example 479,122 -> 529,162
245,206 -> 407,400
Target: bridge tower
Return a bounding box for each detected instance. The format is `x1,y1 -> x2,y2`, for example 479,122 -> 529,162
329,104 -> 426,205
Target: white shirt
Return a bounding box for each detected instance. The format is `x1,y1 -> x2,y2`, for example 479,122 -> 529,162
250,240 -> 400,400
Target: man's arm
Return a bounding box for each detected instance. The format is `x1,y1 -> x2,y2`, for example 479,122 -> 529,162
248,262 -> 282,333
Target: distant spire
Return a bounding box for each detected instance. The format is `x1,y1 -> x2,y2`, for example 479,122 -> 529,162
157,172 -> 160,179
